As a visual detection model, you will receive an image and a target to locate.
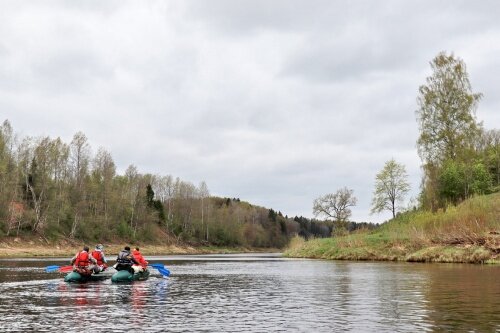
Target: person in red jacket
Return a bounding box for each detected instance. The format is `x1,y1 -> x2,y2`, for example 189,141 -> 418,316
90,244 -> 108,273
70,246 -> 97,276
132,247 -> 148,273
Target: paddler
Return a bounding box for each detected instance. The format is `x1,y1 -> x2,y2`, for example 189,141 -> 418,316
114,246 -> 139,274
91,244 -> 108,273
70,246 -> 97,276
132,247 -> 148,273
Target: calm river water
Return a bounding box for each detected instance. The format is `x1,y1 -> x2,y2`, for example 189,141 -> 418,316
0,253 -> 498,332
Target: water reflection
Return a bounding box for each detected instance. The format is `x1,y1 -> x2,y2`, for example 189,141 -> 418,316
424,264 -> 500,332
0,256 -> 498,332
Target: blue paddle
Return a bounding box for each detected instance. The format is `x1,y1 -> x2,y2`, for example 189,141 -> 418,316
45,265 -> 61,272
45,265 -> 73,273
157,267 -> 170,276
148,263 -> 170,276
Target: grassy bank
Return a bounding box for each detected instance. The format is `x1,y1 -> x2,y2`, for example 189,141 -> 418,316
284,193 -> 500,264
0,236 -> 276,258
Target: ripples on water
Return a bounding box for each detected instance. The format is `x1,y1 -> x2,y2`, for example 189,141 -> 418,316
0,254 -> 499,332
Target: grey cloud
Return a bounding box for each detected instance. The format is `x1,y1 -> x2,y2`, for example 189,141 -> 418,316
32,52 -> 114,93
280,1 -> 500,83
59,0 -> 121,15
0,43 -> 7,56
184,0 -> 336,35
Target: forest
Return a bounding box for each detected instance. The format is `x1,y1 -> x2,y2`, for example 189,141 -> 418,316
1,121 -> 370,248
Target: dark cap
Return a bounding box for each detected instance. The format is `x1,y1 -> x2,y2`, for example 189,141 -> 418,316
124,246 -> 130,251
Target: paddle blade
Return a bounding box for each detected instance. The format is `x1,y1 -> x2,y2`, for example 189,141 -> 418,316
59,266 -> 74,273
158,267 -> 170,277
45,265 -> 60,273
149,263 -> 164,269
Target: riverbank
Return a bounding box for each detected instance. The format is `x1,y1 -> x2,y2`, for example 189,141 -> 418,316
0,236 -> 276,258
284,193 -> 500,264
284,235 -> 499,264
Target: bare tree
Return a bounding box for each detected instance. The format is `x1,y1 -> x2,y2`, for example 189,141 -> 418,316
313,187 -> 357,222
48,138 -> 70,227
92,147 -> 116,224
177,180 -> 196,234
125,164 -> 139,234
198,181 -> 210,241
70,132 -> 90,189
69,132 -> 90,238
154,174 -> 174,232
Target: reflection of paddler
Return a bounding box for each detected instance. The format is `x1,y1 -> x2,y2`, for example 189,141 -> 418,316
132,281 -> 147,314
132,247 -> 148,273
79,283 -> 102,306
56,283 -> 100,307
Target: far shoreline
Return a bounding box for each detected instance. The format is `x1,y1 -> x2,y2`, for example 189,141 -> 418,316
0,236 -> 280,259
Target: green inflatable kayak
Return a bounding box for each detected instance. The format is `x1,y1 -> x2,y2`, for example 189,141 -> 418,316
64,271 -> 109,283
111,269 -> 150,283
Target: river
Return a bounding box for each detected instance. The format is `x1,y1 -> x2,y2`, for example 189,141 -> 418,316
0,253 -> 498,332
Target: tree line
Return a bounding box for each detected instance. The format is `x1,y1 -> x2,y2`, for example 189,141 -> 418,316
0,123 -> 298,248
312,51 -> 500,232
293,215 -> 377,239
2,52 -> 498,246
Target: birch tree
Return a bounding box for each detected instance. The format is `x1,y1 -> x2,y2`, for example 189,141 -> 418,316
416,52 -> 482,164
416,52 -> 485,209
371,159 -> 410,218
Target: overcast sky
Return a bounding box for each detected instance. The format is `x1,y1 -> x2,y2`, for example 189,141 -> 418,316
1,1 -> 499,223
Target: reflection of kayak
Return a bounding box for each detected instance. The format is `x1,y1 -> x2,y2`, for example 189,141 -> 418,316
111,269 -> 150,283
64,271 -> 109,283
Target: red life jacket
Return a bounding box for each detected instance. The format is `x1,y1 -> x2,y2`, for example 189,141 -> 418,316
132,250 -> 147,267
74,251 -> 90,267
91,250 -> 104,266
